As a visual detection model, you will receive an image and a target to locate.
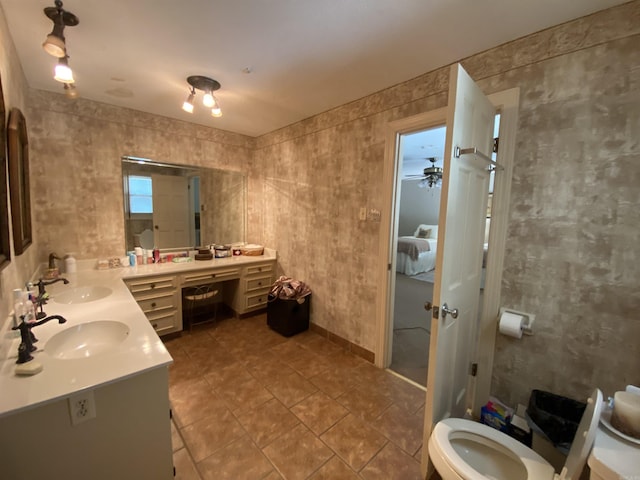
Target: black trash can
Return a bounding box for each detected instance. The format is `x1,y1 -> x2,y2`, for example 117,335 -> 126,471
267,293 -> 311,337
527,390 -> 586,449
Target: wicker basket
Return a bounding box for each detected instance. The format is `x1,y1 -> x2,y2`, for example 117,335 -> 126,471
241,244 -> 264,256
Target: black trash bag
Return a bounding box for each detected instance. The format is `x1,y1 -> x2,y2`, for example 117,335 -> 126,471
527,390 -> 586,449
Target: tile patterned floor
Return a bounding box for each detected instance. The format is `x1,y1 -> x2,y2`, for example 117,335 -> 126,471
164,313 -> 433,480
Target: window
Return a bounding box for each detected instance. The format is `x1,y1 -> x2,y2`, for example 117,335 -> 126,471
128,175 -> 153,214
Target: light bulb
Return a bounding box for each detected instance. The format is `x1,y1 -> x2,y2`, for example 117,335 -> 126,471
211,107 -> 222,117
202,92 -> 215,107
43,34 -> 66,57
54,58 -> 74,84
182,92 -> 195,113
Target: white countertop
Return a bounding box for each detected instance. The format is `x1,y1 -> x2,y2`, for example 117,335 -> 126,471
0,251 -> 276,418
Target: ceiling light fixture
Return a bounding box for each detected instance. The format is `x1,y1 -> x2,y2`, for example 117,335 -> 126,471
63,83 -> 78,99
42,0 -> 79,58
182,76 -> 223,118
418,157 -> 443,188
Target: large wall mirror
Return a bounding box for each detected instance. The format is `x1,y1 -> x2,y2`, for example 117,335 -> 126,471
121,156 -> 246,251
0,75 -> 10,269
7,107 -> 32,256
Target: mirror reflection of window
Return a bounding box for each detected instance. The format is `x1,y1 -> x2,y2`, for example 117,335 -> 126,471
128,175 -> 153,214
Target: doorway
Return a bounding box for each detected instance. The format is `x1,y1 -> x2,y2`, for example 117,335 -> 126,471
389,126 -> 446,386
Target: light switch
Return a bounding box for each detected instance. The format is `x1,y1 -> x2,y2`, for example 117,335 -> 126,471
359,207 -> 367,221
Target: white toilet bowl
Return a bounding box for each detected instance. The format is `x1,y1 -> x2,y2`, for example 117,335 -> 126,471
428,389 -> 603,480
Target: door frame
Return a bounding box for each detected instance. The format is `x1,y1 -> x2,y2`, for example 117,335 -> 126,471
375,87 -> 520,417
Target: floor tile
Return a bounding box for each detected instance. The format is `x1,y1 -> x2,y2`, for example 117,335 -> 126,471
266,371 -> 317,407
320,414 -> 388,471
215,376 -> 274,414
290,390 -> 349,435
237,398 -> 300,448
307,456 -> 361,480
197,435 -> 275,480
263,424 -> 334,480
372,404 -> 423,455
172,419 -> 184,451
359,442 -> 422,480
203,361 -> 254,390
173,447 -> 201,480
169,377 -> 229,427
336,386 -> 394,422
308,368 -> 357,399
168,348 -> 203,387
247,356 -> 297,386
180,409 -> 246,462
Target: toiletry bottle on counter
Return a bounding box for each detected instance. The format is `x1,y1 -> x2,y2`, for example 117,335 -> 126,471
146,250 -> 153,264
64,253 -> 77,274
12,289 -> 23,328
135,247 -> 143,266
153,247 -> 160,263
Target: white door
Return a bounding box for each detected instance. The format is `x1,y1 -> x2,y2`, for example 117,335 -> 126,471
421,64 -> 495,476
152,174 -> 191,248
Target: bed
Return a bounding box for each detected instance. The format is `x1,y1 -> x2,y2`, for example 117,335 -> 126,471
396,224 -> 438,276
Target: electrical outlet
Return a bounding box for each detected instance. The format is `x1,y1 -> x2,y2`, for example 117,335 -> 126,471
68,391 -> 96,426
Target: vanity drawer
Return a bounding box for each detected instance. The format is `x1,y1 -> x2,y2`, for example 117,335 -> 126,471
245,263 -> 273,276
181,267 -> 240,287
147,310 -> 181,336
126,275 -> 177,294
245,275 -> 272,292
245,291 -> 270,309
137,292 -> 176,315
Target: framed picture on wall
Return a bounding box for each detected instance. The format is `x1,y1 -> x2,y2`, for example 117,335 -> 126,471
7,107 -> 32,256
0,75 -> 10,269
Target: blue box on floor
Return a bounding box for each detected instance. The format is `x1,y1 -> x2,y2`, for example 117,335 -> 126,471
267,293 -> 311,337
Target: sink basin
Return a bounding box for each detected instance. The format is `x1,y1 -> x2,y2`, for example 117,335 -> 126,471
45,320 -> 130,359
52,286 -> 113,304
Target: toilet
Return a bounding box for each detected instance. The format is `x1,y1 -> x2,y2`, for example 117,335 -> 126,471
428,389 -> 603,480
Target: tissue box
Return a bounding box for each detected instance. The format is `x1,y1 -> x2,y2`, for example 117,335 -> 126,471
481,397 -> 514,433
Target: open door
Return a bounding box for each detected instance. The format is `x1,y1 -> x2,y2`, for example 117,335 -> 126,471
421,63 -> 496,477
152,174 -> 191,248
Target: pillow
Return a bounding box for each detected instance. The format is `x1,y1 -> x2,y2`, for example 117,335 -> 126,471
416,228 -> 431,239
414,224 -> 438,239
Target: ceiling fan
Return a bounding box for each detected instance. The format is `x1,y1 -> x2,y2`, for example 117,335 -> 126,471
406,157 -> 443,188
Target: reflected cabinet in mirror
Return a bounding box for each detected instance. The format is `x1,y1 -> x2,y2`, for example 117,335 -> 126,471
0,75 -> 10,269
7,108 -> 32,256
121,156 -> 246,252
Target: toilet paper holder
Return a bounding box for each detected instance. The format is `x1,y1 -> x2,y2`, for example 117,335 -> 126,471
499,308 -> 535,335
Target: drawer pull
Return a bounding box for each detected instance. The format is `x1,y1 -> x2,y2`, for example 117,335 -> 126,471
151,302 -> 157,308
152,323 -> 158,329
258,281 -> 262,286
150,283 -> 156,289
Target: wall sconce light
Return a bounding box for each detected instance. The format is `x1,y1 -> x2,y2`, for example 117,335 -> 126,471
181,76 -> 223,118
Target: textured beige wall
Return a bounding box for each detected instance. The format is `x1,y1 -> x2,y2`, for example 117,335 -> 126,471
26,91 -> 254,262
250,2 -> 640,405
0,3 -> 40,322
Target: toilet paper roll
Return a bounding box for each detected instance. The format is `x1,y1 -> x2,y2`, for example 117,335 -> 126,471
499,311 -> 525,338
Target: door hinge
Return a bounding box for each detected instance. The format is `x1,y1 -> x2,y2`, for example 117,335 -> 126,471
493,137 -> 499,153
432,306 -> 439,319
470,362 -> 478,377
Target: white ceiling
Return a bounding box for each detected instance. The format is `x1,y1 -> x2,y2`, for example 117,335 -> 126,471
0,0 -> 627,137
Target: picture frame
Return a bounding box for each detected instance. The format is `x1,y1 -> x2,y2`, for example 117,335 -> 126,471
0,76 -> 9,269
7,107 -> 32,256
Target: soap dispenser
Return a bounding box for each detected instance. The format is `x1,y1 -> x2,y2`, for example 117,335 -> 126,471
44,253 -> 61,279
64,253 -> 77,274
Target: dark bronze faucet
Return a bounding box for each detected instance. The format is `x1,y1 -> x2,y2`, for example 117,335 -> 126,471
11,315 -> 67,364
35,277 -> 69,319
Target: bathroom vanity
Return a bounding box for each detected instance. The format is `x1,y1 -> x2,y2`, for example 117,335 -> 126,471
0,249 -> 276,479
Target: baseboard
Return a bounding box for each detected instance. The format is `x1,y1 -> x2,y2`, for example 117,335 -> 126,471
309,323 -> 375,364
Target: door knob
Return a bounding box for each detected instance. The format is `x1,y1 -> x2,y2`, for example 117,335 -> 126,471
442,303 -> 459,319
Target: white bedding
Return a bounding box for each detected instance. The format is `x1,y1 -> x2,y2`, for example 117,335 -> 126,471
396,238 -> 437,276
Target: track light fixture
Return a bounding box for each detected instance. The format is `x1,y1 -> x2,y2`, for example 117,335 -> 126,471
182,76 -> 223,118
42,1 -> 79,90
42,0 -> 79,58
